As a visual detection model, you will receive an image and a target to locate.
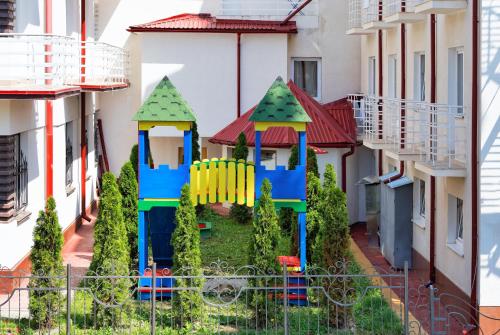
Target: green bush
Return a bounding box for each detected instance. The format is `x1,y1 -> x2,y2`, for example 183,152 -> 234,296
89,172 -> 130,327
305,172 -> 323,264
171,185 -> 204,327
313,163 -> 351,327
29,197 -> 64,330
192,121 -> 201,162
118,161 -> 139,270
248,179 -> 281,327
130,144 -> 138,179
230,132 -> 252,224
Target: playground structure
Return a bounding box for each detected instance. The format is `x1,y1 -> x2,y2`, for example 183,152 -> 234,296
134,76 -> 311,301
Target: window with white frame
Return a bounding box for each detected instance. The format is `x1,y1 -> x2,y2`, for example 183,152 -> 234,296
448,47 -> 464,116
13,133 -> 28,212
447,195 -> 464,255
414,52 -> 425,101
66,121 -> 74,188
413,178 -> 426,226
292,58 -> 321,100
368,56 -> 376,95
388,54 -> 397,98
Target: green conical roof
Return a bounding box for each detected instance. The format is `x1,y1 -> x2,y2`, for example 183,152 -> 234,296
249,76 -> 311,123
133,76 -> 196,122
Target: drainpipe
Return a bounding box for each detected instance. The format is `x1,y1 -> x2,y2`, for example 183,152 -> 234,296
470,0 -> 479,315
45,0 -> 53,199
341,145 -> 355,192
281,0 -> 313,25
429,13 -> 437,283
237,32 -> 241,118
80,0 -> 91,222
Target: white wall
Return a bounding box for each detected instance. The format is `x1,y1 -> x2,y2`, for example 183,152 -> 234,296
479,0 -> 500,307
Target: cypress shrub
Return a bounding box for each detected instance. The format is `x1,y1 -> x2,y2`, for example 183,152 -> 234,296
230,132 -> 252,224
305,172 -> 323,264
313,163 -> 351,327
118,161 -> 139,270
192,121 -> 201,162
129,144 -> 138,179
89,172 -> 130,327
248,179 -> 281,327
29,197 -> 64,330
171,184 -> 204,326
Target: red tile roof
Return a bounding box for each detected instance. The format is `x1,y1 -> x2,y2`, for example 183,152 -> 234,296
128,13 -> 297,33
209,80 -> 356,148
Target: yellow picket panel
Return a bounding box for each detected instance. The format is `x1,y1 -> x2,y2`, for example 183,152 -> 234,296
237,160 -> 245,205
246,162 -> 255,207
199,162 -> 208,204
209,159 -> 218,203
189,164 -> 198,205
218,158 -> 227,203
227,160 -> 236,203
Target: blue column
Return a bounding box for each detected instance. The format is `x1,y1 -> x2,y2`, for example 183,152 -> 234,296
138,211 -> 148,274
298,212 -> 307,271
183,130 -> 192,166
298,131 -> 306,167
255,130 -> 261,166
139,130 -> 148,166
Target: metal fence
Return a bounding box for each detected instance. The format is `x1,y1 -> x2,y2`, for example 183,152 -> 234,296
0,260 -> 414,334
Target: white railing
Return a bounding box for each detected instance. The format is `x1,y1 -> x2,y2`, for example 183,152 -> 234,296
0,34 -> 78,87
0,34 -> 129,89
348,94 -> 467,168
80,41 -> 129,86
219,0 -> 319,19
347,0 -> 363,30
383,0 -> 419,17
361,0 -> 382,25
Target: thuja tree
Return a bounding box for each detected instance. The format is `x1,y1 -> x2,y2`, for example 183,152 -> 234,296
248,179 -> 281,327
230,132 -> 252,224
118,161 -> 138,270
29,197 -> 64,330
305,172 -> 323,264
192,121 -> 201,162
313,163 -> 351,327
130,144 -> 138,179
171,184 -> 204,326
89,173 -> 130,327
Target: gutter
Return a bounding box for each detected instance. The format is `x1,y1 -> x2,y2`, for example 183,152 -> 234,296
341,145 -> 355,192
377,28 -> 383,176
45,0 -> 53,199
429,13 -> 437,283
237,33 -> 241,118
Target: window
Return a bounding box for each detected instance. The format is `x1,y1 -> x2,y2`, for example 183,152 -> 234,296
447,195 -> 464,256
414,52 -> 425,101
448,47 -> 464,116
94,117 -> 99,167
292,58 -> 321,100
368,56 -> 376,95
413,178 -> 426,226
66,122 -> 74,188
388,54 -> 397,98
13,134 -> 28,212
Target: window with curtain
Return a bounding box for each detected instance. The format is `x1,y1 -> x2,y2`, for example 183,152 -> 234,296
292,58 -> 321,99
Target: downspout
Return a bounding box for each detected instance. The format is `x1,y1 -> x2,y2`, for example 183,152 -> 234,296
80,0 -> 91,222
281,0 -> 313,25
342,145 -> 355,192
470,0 -> 479,314
44,0 -> 53,199
385,23 -> 407,184
237,32 -> 241,118
429,13 -> 437,283
377,28 -> 383,176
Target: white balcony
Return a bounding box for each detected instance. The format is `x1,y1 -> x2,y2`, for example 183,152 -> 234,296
348,95 -> 467,176
382,0 -> 425,23
347,0 -> 375,35
362,0 -> 397,30
219,0 -> 319,27
0,34 -> 129,99
414,0 -> 467,14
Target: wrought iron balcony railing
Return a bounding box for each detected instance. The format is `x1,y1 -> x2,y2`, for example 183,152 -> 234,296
0,34 -> 129,93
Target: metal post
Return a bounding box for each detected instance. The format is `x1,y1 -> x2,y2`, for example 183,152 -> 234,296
151,263 -> 156,335
283,262 -> 289,335
404,261 -> 409,334
429,284 -> 435,335
66,263 -> 71,335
